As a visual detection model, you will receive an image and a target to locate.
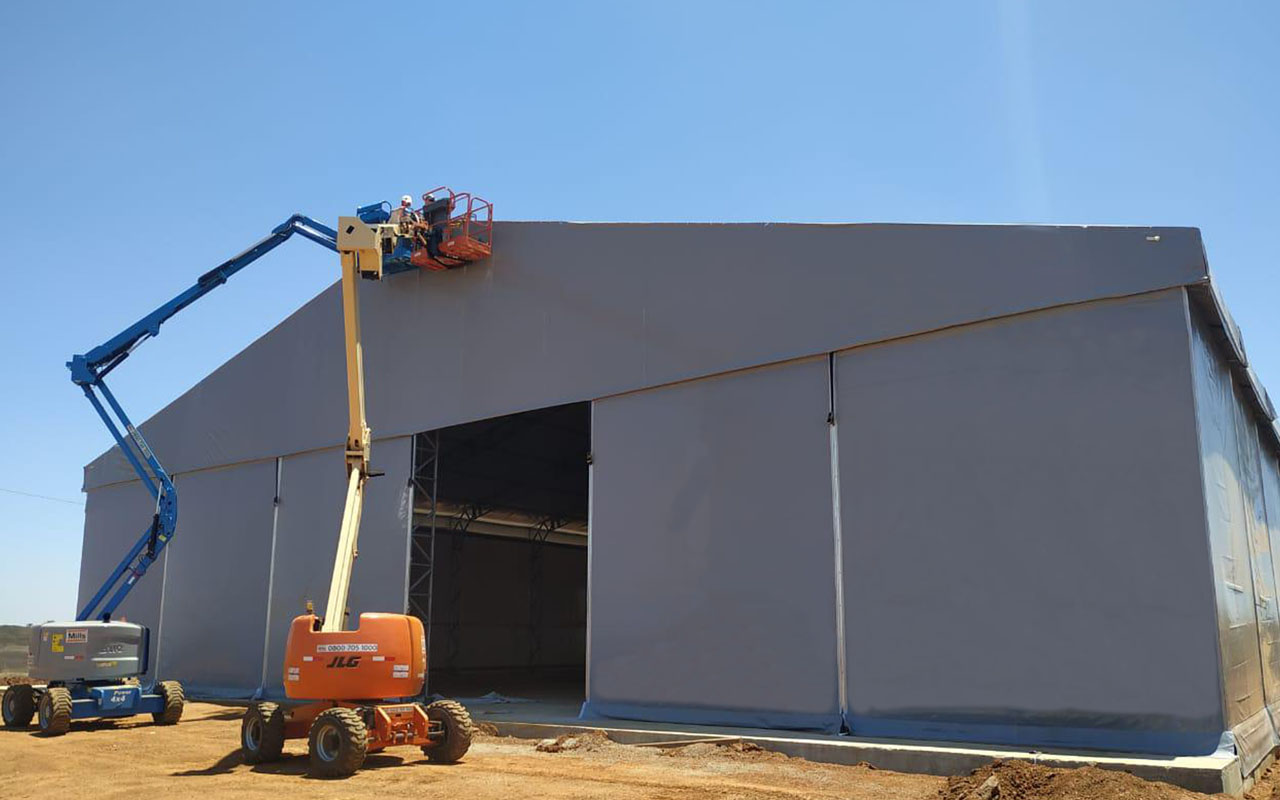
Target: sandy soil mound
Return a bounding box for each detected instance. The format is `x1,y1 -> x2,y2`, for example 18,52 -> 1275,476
535,729 -> 616,753
1246,764 -> 1280,800
662,739 -> 789,762
939,760 -> 1199,800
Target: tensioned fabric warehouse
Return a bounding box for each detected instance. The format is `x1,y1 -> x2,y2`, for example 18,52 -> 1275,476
77,222 -> 1280,772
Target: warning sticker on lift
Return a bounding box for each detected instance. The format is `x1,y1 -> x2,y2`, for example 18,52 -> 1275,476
315,643 -> 378,654
65,629 -> 88,644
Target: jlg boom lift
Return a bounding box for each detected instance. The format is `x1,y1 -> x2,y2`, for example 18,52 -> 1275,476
239,192 -> 492,776
1,191 -> 492,770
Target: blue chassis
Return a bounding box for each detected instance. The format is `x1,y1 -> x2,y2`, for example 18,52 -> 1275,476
46,683 -> 167,720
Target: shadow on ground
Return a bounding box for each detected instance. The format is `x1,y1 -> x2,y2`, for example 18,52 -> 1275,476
3,708 -> 242,736
2,718 -> 121,735
192,709 -> 246,722
174,750 -> 428,778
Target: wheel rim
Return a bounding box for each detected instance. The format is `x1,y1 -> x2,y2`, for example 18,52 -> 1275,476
2,693 -> 12,721
244,716 -> 262,750
38,698 -> 49,728
316,724 -> 341,762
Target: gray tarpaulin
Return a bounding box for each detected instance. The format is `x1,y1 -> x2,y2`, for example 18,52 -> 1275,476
1262,451 -> 1280,733
83,223 -> 1212,492
157,460 -> 276,698
76,479 -> 167,682
836,289 -> 1225,754
1236,383 -> 1280,753
260,438 -> 412,700
586,357 -> 841,732
1190,312 -> 1280,773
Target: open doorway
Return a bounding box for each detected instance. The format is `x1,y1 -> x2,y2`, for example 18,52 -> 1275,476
408,402 -> 589,706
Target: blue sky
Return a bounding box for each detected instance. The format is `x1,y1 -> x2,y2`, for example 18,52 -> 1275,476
1,1 -> 1277,624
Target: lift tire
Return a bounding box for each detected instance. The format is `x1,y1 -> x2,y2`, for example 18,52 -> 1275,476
152,680 -> 184,725
423,699 -> 473,763
241,702 -> 286,764
38,687 -> 72,736
308,707 -> 367,777
2,684 -> 36,728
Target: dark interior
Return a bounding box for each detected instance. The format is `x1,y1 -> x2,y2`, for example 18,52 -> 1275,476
409,402 -> 590,702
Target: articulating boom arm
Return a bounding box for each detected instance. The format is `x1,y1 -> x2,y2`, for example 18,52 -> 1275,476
70,215 -> 339,622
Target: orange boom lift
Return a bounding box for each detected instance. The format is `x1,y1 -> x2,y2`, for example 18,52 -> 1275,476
240,189 -> 492,777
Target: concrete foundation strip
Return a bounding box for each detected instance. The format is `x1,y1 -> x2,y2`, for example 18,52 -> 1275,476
630,735 -> 742,748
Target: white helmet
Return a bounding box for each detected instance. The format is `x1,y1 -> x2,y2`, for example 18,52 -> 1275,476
401,194 -> 413,206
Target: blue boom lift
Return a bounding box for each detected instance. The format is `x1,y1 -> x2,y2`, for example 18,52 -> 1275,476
1,191 -> 492,735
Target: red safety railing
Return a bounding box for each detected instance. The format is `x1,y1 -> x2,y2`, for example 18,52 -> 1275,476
413,187 -> 493,270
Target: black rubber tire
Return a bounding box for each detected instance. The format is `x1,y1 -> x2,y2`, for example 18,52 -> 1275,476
37,687 -> 72,736
152,680 -> 184,725
422,699 -> 473,763
307,707 -> 367,777
2,685 -> 36,728
241,702 -> 286,764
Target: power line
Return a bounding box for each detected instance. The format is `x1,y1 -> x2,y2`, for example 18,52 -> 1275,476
0,487 -> 85,506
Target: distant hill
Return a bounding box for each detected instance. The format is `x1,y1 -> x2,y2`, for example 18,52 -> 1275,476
0,625 -> 30,674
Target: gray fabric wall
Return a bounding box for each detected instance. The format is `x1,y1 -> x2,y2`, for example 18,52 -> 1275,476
583,289 -> 1280,756
157,460 -> 276,697
1190,312 -> 1280,772
84,223 -> 1210,492
836,289 -> 1223,755
1262,451 -> 1280,733
587,356 -> 842,732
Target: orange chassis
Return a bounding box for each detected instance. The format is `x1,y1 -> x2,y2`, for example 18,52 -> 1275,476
242,614 -> 473,776
282,700 -> 444,752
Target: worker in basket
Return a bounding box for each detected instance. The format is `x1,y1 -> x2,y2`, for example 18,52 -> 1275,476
391,194 -> 418,224
421,192 -> 448,259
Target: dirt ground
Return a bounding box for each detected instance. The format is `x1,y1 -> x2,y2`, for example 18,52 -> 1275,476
0,701 -> 1276,800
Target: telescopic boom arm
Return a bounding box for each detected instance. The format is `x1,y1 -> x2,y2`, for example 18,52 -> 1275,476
70,215 -> 339,622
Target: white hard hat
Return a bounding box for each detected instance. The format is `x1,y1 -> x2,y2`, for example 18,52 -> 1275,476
401,194 -> 413,206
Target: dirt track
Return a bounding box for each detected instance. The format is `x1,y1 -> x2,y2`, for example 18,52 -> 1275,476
0,702 -> 1272,800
